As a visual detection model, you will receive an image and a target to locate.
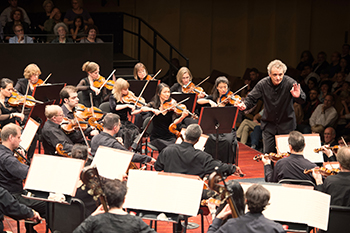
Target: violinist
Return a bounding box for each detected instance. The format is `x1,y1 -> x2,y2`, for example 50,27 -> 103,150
41,105 -> 74,155
312,147 -> 350,206
262,131 -> 316,183
14,63 -> 42,96
0,123 -> 46,233
110,78 -> 142,149
197,76 -> 238,163
90,113 -> 155,165
0,78 -> 24,128
60,85 -> 99,143
77,61 -> 107,107
133,62 -> 151,80
170,67 -> 206,98
321,127 -> 338,162
138,83 -> 188,151
208,184 -> 285,233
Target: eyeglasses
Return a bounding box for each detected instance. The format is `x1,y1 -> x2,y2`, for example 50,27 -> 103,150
55,114 -> 64,117
15,29 -> 24,32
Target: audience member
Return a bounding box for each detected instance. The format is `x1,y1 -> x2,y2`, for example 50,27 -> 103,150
304,77 -> 318,97
300,64 -> 320,85
9,24 -> 33,43
332,72 -> 346,93
297,88 -> 320,133
338,58 -> 349,75
313,147 -> 350,206
329,51 -> 341,78
309,94 -> 338,130
336,95 -> 350,136
296,50 -> 314,71
43,8 -> 62,42
312,51 -> 329,75
51,22 -> 73,43
341,43 -> 350,65
237,109 -> 263,145
37,0 -> 54,32
318,81 -> 332,103
64,0 -> 94,26
70,16 -> 87,42
246,68 -> 261,91
3,9 -> 30,41
80,25 -> 103,43
0,0 -> 31,27
207,184 -> 285,233
262,131 -> 317,183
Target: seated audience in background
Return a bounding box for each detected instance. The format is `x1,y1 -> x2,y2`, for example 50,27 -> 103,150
0,0 -> 31,27
296,50 -> 314,71
51,22 -> 73,43
309,94 -> 338,130
304,77 -> 318,97
336,95 -> 350,136
70,15 -> 87,42
64,0 -> 94,26
237,109 -> 263,146
9,24 -> 33,43
318,81 -> 332,103
341,43 -> 350,64
3,9 -> 30,41
329,51 -> 341,78
332,72 -> 346,93
313,147 -> 350,206
73,179 -> 156,233
262,131 -> 316,183
312,51 -> 329,75
246,68 -> 261,91
207,184 -> 285,233
338,58 -> 349,75
43,7 -> 62,42
297,88 -> 320,133
80,25 -> 103,43
300,64 -> 320,85
36,0 -> 54,33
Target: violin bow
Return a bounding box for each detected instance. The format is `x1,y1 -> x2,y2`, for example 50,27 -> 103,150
42,73 -> 52,85
74,113 -> 90,149
161,97 -> 190,113
89,93 -> 95,118
194,76 -> 210,88
341,137 -> 348,147
134,69 -> 162,107
21,82 -> 31,115
233,84 -> 248,95
98,69 -> 116,92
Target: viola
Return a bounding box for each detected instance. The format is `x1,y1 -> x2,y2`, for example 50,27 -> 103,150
121,92 -> 147,108
93,76 -> 115,90
55,143 -> 71,157
75,104 -> 104,120
253,152 -> 290,162
8,90 -> 43,108
162,98 -> 198,119
60,117 -> 88,134
314,145 -> 340,153
168,123 -> 184,140
304,167 -> 340,177
218,91 -> 242,106
88,117 -> 104,131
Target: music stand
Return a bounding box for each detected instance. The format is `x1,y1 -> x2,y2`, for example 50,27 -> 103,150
171,93 -> 197,113
32,83 -> 66,103
128,80 -> 160,102
198,106 -> 238,161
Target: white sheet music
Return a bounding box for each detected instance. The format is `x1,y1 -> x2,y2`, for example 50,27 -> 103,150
124,170 -> 203,216
20,118 -> 40,151
175,128 -> 209,151
276,134 -> 323,163
240,183 -> 330,231
91,146 -> 133,180
24,154 -> 84,196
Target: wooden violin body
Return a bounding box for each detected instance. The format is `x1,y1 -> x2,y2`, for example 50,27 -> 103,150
93,76 -> 115,90
60,117 -> 88,134
121,92 -> 147,108
32,79 -> 44,87
314,145 -> 340,153
162,98 -> 198,119
55,143 -> 71,157
8,91 -> 43,108
75,104 -> 104,120
182,82 -> 207,97
168,123 -> 184,140
253,152 -> 290,162
219,91 -> 242,106
88,117 -> 103,131
304,167 -> 340,177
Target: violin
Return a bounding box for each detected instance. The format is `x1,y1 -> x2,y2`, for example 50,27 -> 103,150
162,98 -> 198,119
218,91 -> 242,106
14,149 -> 30,165
143,69 -> 162,81
8,90 -> 43,108
93,76 -> 115,90
182,82 -> 207,96
32,79 -> 44,87
88,117 -> 104,131
304,167 -> 340,177
121,92 -> 147,108
314,145 -> 340,153
201,197 -> 222,207
75,104 -> 104,120
253,152 -> 290,162
168,123 -> 184,140
60,117 -> 88,134
55,143 -> 71,157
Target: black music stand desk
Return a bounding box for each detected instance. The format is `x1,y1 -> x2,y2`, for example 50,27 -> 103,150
33,83 -> 66,103
128,80 -> 159,102
171,93 -> 197,113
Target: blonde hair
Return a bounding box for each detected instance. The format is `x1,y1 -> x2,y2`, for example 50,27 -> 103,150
176,67 -> 192,85
82,61 -> 99,74
112,78 -> 130,102
133,63 -> 148,80
45,105 -> 62,119
267,59 -> 287,75
23,64 -> 41,80
43,0 -> 54,8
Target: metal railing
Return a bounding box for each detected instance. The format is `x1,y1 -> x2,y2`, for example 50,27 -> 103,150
122,12 -> 189,74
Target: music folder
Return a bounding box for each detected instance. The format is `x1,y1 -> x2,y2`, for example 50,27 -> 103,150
23,154 -> 84,204
175,128 -> 209,150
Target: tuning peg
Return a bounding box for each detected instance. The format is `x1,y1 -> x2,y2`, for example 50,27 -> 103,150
81,185 -> 86,190
93,196 -> 98,201
88,189 -> 94,195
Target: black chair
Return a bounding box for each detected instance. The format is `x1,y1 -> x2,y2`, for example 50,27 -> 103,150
278,179 -> 316,187
46,198 -> 86,233
141,116 -> 159,157
321,205 -> 350,233
99,102 -> 110,113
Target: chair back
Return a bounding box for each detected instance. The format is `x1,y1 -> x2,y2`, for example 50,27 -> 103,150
99,102 -> 110,113
278,179 -> 316,187
47,198 -> 86,233
322,205 -> 350,233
